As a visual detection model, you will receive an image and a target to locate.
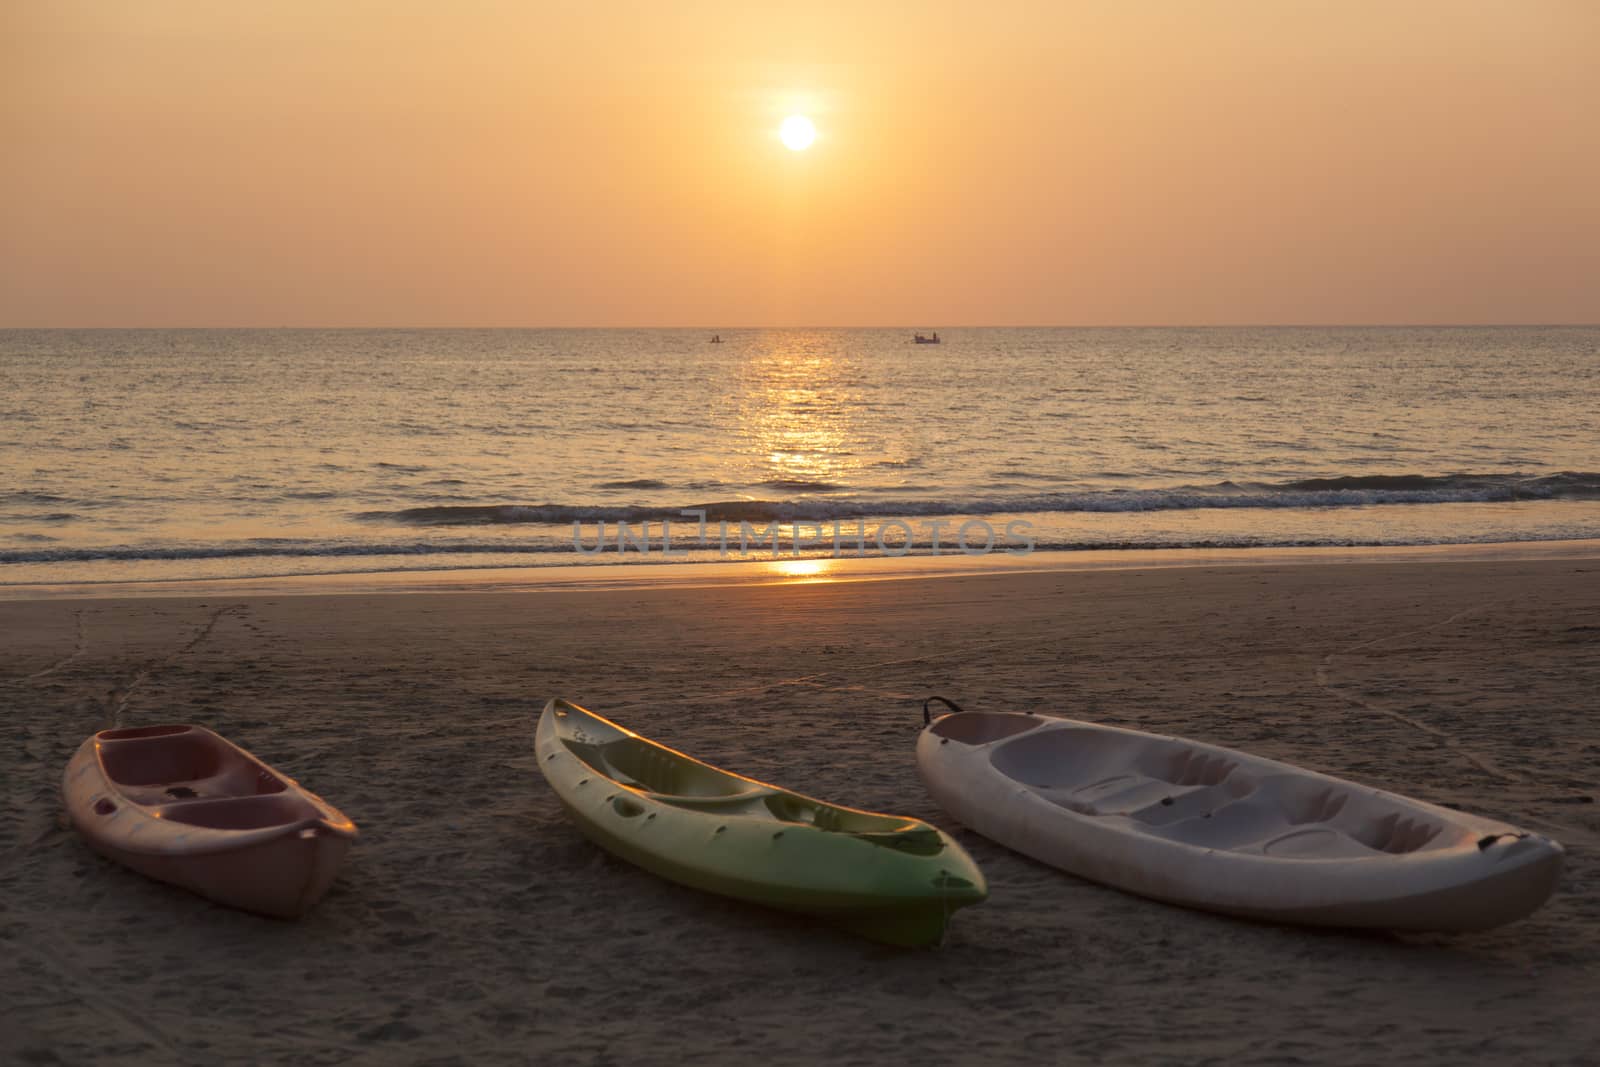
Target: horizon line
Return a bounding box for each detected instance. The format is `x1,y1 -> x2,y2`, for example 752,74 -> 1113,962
3,322 -> 1598,331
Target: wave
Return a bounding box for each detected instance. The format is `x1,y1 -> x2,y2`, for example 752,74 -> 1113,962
597,479 -> 671,490
0,541 -> 558,564
0,511 -> 78,524
6,525 -> 1599,571
0,491 -> 72,505
760,479 -> 848,492
356,472 -> 1600,527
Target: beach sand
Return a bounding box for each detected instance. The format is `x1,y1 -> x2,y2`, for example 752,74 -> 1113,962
3,557 -> 1597,1065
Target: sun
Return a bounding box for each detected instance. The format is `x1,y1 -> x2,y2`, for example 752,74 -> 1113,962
779,115 -> 816,151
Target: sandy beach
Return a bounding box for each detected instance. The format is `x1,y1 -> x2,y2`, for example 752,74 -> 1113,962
3,556 -> 1598,1065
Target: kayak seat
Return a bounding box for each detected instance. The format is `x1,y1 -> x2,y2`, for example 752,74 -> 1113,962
989,727 -> 1146,790
1336,809 -> 1447,854
845,826 -> 947,856
1140,747 -> 1240,788
1134,776 -> 1344,850
762,794 -> 914,835
566,737 -> 754,798
99,731 -> 289,807
1131,776 -> 1455,856
650,789 -> 771,811
153,793 -> 322,831
1053,774 -> 1176,816
994,728 -> 1254,822
99,731 -> 224,787
1260,827 -> 1386,859
1249,776 -> 1450,853
1142,798 -> 1297,850
1225,776 -> 1361,827
1127,776 -> 1261,825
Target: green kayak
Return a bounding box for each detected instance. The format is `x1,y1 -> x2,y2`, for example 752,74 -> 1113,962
536,699 -> 987,947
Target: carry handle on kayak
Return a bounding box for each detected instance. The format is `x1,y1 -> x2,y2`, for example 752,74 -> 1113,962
922,695 -> 966,725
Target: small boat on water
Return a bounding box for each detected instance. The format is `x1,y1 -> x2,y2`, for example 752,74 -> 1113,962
913,332 -> 941,344
917,703 -> 1563,931
63,724 -> 357,918
538,699 -> 987,947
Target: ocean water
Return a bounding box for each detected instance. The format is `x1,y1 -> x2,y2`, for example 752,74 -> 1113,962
2,327 -> 1598,587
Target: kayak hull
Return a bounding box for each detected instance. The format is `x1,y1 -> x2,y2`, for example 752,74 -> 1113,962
917,712 -> 1562,931
63,724 -> 357,918
538,699 -> 986,947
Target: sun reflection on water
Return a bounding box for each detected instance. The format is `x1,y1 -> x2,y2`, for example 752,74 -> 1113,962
733,334 -> 867,493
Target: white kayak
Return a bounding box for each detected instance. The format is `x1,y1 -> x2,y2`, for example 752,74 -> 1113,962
916,704 -> 1563,931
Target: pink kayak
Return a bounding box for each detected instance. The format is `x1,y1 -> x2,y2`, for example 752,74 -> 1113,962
63,724 -> 357,917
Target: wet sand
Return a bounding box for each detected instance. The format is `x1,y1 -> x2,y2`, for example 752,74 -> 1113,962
3,557 -> 1598,1065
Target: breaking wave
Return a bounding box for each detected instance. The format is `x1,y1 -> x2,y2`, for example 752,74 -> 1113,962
357,472 -> 1600,527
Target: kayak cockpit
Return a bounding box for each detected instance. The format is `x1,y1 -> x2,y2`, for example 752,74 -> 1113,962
96,724 -> 290,807
562,735 -> 756,798
761,793 -> 928,839
635,788 -> 941,848
558,728 -> 939,843
987,722 -> 1467,859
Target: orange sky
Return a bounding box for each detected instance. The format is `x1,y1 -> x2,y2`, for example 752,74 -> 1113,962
3,2 -> 1597,327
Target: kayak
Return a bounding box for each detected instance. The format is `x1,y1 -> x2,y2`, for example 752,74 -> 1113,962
537,699 -> 987,947
916,704 -> 1563,931
63,724 -> 357,917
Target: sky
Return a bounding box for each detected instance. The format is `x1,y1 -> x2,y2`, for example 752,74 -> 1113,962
3,1 -> 1598,327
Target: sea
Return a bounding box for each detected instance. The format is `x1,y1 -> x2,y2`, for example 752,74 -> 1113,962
3,327 -> 1598,589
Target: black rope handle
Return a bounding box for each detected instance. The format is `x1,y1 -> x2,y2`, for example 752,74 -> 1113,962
1477,832 -> 1528,851
922,695 -> 966,725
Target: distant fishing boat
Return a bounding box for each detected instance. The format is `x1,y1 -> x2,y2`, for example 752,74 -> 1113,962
913,332 -> 941,344
709,334 -> 723,343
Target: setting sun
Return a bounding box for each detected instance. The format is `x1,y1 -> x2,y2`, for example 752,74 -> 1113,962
779,115 -> 816,151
